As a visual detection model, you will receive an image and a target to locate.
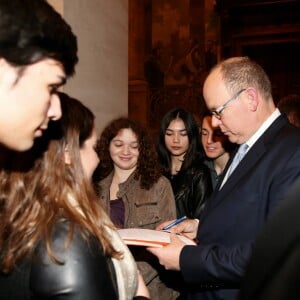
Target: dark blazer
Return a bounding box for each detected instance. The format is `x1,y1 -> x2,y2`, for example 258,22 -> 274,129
239,178 -> 300,300
179,115 -> 300,300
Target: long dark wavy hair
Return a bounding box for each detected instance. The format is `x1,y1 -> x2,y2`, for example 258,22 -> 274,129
96,117 -> 162,190
157,108 -> 205,173
0,92 -> 119,273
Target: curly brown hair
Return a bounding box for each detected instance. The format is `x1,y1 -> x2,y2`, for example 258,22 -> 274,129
96,117 -> 162,190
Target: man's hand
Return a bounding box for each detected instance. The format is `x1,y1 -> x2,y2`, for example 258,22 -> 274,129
157,218 -> 199,240
147,233 -> 193,270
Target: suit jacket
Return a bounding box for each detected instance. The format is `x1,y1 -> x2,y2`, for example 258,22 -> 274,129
238,178 -> 300,300
179,115 -> 300,300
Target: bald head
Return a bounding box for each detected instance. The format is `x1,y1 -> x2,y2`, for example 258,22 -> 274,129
203,57 -> 276,144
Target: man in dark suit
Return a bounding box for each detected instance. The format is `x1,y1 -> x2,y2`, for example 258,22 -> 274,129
148,56 -> 300,300
239,178 -> 300,300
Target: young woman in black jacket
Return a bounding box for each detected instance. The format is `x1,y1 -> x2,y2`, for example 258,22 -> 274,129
157,108 -> 212,219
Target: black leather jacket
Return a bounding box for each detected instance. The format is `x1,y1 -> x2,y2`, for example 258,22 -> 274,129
165,161 -> 213,219
0,221 -> 118,300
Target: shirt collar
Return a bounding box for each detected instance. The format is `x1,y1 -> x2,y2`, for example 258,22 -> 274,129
246,108 -> 281,149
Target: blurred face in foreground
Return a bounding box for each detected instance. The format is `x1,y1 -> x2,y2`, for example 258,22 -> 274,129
0,58 -> 64,151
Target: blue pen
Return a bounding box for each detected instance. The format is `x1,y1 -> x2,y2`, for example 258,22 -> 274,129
162,216 -> 187,230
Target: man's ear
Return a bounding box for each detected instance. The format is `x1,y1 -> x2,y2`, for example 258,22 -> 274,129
64,145 -> 71,165
245,87 -> 259,112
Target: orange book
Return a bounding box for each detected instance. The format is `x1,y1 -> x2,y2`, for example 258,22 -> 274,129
117,228 -> 197,248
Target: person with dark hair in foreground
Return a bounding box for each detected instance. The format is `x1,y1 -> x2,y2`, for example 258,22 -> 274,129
0,1 -> 150,299
0,0 -> 78,151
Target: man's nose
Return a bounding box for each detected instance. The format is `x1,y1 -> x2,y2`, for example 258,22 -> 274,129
211,115 -> 222,128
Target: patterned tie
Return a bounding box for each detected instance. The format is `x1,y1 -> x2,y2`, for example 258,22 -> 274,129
226,143 -> 249,178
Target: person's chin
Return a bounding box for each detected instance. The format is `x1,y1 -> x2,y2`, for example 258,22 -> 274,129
171,150 -> 186,157
15,139 -> 34,152
227,135 -> 237,143
207,154 -> 217,159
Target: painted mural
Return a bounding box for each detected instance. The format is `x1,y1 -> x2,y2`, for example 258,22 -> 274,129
144,0 -> 220,124
146,0 -> 219,88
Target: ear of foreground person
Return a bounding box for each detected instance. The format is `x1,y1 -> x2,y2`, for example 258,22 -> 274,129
238,178 -> 300,300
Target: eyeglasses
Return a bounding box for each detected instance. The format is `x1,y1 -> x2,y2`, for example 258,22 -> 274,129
210,88 -> 246,119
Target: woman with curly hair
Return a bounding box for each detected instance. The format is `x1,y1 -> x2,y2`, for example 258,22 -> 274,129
157,108 -> 212,219
95,117 -> 179,300
0,94 -> 149,300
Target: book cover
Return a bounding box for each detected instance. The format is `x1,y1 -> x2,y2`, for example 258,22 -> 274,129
117,228 -> 197,248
